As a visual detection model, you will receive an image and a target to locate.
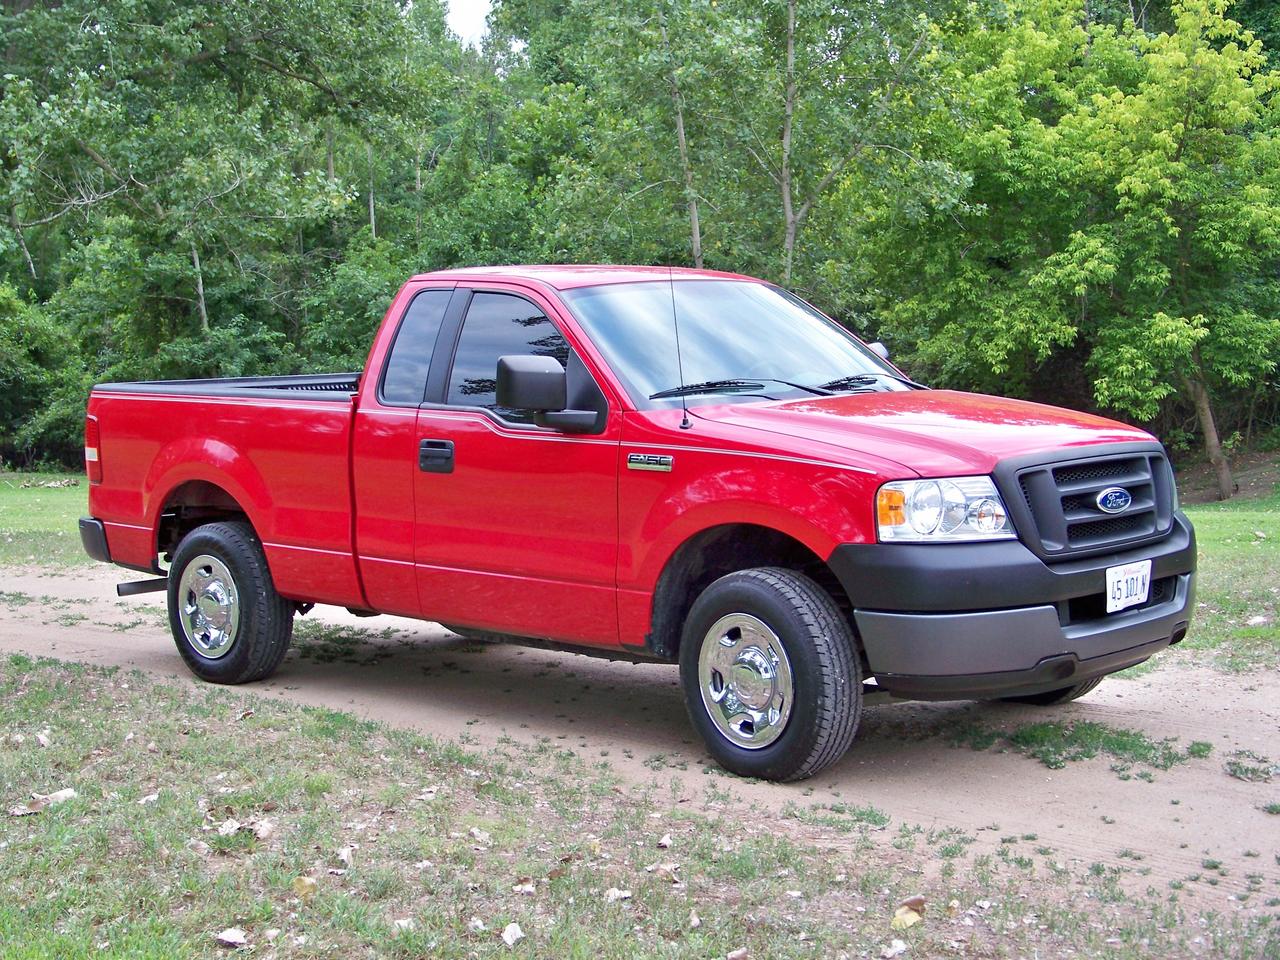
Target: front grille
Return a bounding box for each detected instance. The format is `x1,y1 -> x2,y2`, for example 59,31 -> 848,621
1068,514 -> 1150,544
1004,448 -> 1175,561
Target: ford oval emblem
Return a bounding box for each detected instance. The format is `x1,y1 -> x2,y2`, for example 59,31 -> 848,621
1095,486 -> 1133,514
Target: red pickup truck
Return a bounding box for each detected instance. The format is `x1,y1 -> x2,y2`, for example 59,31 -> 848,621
80,265 -> 1195,781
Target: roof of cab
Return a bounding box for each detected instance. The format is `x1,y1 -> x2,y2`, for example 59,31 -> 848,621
409,264 -> 760,291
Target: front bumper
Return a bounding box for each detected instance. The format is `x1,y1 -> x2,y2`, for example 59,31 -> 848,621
828,513 -> 1196,700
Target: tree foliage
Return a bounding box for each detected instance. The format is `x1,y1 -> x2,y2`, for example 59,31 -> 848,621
1,0 -> 1277,495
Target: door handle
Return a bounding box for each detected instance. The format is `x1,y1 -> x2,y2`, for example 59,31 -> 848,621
418,438 -> 455,473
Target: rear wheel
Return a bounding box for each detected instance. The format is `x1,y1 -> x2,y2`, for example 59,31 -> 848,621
998,677 -> 1103,706
167,521 -> 293,684
678,567 -> 861,782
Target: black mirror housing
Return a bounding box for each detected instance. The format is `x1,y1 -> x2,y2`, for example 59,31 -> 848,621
497,355 -> 567,411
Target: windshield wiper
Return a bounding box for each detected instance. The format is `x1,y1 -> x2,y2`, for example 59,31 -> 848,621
816,371 -> 929,392
650,379 -> 766,399
651,377 -> 835,400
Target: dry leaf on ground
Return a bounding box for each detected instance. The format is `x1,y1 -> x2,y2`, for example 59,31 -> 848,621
215,927 -> 248,949
501,922 -> 524,947
898,894 -> 926,913
292,876 -> 318,902
34,788 -> 77,804
891,905 -> 922,930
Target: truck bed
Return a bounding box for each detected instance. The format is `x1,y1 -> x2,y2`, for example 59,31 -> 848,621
87,374 -> 364,607
93,372 -> 361,401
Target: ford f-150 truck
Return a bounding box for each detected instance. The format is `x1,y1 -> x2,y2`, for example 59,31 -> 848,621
80,265 -> 1195,781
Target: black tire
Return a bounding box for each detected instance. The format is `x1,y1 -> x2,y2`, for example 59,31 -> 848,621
998,676 -> 1104,706
167,521 -> 294,684
679,567 -> 862,782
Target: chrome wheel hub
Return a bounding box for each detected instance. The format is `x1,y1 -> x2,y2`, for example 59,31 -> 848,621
698,613 -> 794,749
178,554 -> 240,659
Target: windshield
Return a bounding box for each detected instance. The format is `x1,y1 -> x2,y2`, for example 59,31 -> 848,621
560,279 -> 904,408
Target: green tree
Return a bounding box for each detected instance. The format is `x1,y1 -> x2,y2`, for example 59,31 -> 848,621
850,0 -> 1280,498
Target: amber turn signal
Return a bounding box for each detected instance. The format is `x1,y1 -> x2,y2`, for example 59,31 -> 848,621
877,488 -> 906,526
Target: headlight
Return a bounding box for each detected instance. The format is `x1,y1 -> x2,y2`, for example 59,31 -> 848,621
877,477 -> 1015,542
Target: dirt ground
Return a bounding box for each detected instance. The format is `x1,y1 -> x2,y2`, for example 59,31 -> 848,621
3,564 -> 1278,921
1176,448 -> 1280,503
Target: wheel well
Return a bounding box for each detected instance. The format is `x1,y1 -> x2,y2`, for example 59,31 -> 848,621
646,524 -> 854,661
157,481 -> 251,562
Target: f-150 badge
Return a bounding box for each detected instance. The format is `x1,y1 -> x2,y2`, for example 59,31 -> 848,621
627,453 -> 674,472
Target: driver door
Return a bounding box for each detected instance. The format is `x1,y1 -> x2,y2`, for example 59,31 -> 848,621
412,287 -> 622,647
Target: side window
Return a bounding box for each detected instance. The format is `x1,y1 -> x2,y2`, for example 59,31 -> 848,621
381,289 -> 452,405
446,293 -> 570,424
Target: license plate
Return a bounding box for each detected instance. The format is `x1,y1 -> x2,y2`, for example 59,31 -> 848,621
1106,559 -> 1152,613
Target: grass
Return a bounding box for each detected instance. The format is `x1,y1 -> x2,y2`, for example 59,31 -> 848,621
1178,486 -> 1280,671
1224,750 -> 1277,783
2,656 -> 1276,959
0,472 -> 88,567
950,719 -> 1206,774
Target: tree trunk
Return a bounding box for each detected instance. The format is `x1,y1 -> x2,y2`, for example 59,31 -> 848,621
9,205 -> 36,280
414,146 -> 423,248
1185,375 -> 1234,500
189,239 -> 209,334
366,142 -> 377,240
326,126 -> 336,183
780,0 -> 797,284
657,4 -> 703,268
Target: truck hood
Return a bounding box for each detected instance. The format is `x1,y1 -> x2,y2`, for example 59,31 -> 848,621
690,390 -> 1156,477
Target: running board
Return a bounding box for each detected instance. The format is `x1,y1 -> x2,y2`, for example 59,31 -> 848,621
116,577 -> 168,597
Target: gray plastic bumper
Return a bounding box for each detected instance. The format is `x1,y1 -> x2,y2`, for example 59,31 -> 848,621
833,518 -> 1196,701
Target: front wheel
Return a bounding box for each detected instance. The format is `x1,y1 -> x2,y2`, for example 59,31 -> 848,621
679,568 -> 862,782
998,677 -> 1104,706
167,521 -> 294,684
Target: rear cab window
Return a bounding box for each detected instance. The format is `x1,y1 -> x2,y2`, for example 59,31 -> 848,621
380,289 -> 453,406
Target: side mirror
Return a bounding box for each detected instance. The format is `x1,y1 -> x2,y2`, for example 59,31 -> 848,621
868,341 -> 890,361
497,354 -> 566,411
496,355 -> 598,433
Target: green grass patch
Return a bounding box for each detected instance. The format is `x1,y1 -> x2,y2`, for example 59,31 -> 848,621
1224,750 -> 1277,783
0,472 -> 89,567
951,719 -> 1198,774
1178,487 -> 1280,672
